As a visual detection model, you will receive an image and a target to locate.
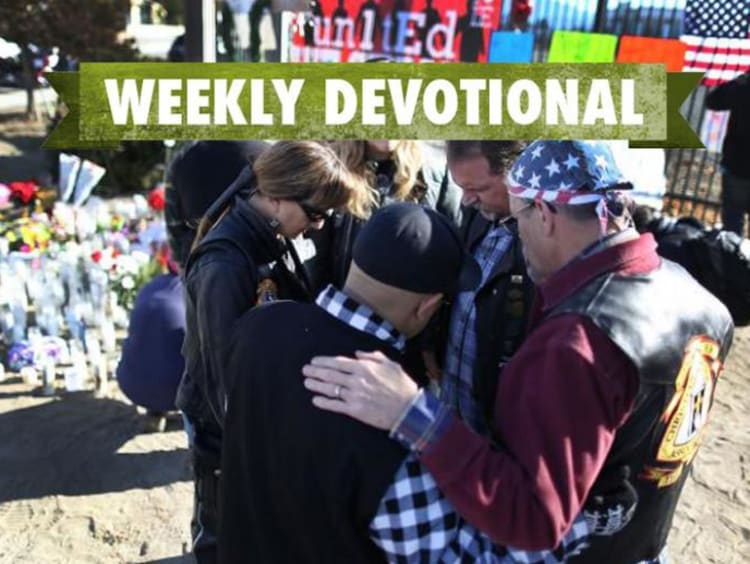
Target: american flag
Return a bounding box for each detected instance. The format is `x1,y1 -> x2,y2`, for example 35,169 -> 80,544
681,0 -> 750,86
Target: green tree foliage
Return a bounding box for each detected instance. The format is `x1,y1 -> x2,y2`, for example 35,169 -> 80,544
0,1 -> 167,197
0,0 -> 136,61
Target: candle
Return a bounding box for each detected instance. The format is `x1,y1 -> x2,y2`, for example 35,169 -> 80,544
20,366 -> 39,386
101,318 -> 117,354
41,360 -> 56,396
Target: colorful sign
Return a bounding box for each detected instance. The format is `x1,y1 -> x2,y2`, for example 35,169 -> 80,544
547,31 -> 618,63
616,36 -> 689,74
488,31 -> 534,63
290,0 -> 503,62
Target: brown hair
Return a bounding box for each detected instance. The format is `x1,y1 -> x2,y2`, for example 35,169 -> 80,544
331,140 -> 425,216
446,140 -> 527,176
192,141 -> 362,248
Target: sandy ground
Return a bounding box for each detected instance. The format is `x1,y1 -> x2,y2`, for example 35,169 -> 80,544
0,327 -> 747,564
0,387 -> 193,564
2,110 -> 749,564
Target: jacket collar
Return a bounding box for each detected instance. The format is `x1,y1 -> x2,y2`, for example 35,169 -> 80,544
538,232 -> 660,314
316,285 -> 406,352
192,195 -> 286,268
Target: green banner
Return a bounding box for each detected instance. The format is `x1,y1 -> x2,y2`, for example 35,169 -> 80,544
44,63 -> 702,149
629,72 -> 704,149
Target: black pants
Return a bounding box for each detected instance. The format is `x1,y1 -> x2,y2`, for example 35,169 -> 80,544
189,421 -> 223,564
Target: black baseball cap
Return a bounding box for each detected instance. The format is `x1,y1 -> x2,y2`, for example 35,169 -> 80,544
353,203 -> 481,295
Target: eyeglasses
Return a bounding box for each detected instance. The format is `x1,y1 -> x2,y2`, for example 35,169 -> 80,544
298,201 -> 333,223
496,202 -> 535,227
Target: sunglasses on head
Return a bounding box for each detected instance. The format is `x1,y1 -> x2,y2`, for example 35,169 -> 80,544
298,201 -> 333,222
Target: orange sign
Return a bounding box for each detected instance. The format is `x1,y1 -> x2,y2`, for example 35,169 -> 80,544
616,36 -> 688,73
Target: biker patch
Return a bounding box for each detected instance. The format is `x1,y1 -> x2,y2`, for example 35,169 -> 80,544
641,336 -> 722,488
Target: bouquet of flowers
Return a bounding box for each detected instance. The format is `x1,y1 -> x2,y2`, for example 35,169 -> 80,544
90,247 -> 154,311
0,217 -> 52,254
0,180 -> 57,221
7,337 -> 68,371
8,180 -> 39,205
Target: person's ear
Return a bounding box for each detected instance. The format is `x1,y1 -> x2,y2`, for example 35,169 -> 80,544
268,197 -> 282,215
539,201 -> 556,237
416,293 -> 444,322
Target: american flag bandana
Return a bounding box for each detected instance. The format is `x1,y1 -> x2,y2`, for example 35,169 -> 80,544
507,140 -> 631,204
508,140 -> 632,235
681,0 -> 750,86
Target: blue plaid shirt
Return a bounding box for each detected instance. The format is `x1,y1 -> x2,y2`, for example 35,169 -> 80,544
441,224 -> 515,434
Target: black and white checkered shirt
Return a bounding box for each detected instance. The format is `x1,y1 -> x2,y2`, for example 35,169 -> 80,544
316,284 -> 406,352
370,455 -> 593,563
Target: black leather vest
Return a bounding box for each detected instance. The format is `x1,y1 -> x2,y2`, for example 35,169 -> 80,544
550,259 -> 734,563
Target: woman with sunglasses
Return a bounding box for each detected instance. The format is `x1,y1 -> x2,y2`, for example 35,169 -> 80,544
177,140 -> 363,564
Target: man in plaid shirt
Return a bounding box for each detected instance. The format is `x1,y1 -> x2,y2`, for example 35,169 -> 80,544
429,141 -> 532,435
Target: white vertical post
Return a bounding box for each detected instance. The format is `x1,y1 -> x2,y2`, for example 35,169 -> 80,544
202,0 -> 217,62
279,11 -> 294,63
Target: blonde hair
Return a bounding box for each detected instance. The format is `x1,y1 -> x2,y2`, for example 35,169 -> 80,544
193,141 -> 363,247
331,141 -> 425,216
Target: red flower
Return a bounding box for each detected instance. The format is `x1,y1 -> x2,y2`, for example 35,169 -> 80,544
91,250 -> 103,263
9,181 -> 39,205
148,185 -> 166,212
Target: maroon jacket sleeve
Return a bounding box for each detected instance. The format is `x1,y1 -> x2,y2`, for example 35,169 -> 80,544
418,314 -> 639,550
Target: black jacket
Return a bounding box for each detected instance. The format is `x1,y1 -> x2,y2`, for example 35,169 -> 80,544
303,146 -> 464,291
456,209 -> 534,427
705,72 -> 750,179
176,196 -> 311,455
220,301 -> 407,564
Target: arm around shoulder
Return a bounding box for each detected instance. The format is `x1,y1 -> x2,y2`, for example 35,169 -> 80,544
416,314 -> 639,550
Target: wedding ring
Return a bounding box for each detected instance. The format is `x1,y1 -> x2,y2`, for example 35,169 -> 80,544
334,385 -> 342,399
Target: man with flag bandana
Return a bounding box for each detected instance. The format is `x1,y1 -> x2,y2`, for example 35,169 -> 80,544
303,140 -> 734,563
